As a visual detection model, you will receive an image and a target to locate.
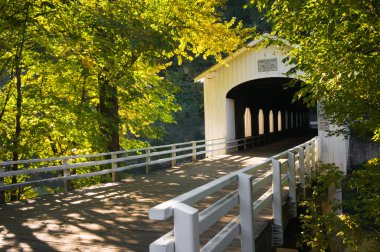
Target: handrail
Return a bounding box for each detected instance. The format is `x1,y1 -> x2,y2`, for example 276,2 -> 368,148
0,133 -> 283,195
149,136 -> 318,252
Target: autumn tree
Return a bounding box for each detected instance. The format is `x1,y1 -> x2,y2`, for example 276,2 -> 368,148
252,0 -> 380,142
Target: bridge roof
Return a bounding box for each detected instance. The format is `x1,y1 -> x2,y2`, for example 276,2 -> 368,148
194,35 -> 293,83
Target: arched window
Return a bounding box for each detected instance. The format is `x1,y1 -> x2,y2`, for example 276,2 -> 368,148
258,109 -> 264,135
244,107 -> 252,137
277,111 -> 282,131
269,110 -> 274,133
285,111 -> 288,130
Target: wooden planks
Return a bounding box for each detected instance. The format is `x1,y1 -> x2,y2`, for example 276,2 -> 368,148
0,136 -> 312,252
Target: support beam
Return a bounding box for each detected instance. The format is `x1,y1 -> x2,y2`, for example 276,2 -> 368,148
271,159 -> 283,246
238,173 -> 255,252
174,203 -> 200,252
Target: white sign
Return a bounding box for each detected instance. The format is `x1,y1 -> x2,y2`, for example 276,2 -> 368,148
258,58 -> 278,72
317,104 -> 330,131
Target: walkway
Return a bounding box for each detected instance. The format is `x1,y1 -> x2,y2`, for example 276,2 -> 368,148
0,136 -> 313,252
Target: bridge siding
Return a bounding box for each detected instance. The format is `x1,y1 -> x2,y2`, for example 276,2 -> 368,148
0,137 -> 311,252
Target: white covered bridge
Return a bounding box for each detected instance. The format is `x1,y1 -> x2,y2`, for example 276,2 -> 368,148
195,36 -> 348,168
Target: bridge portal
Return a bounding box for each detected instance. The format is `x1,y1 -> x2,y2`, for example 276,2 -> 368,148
195,37 -> 315,156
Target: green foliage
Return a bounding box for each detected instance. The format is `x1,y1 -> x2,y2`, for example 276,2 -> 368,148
300,160 -> 380,251
308,162 -> 344,202
252,0 -> 380,142
301,201 -> 360,251
344,158 -> 380,241
0,0 -> 251,201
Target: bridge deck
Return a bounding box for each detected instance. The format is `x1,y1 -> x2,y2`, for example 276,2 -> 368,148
0,136 -> 312,252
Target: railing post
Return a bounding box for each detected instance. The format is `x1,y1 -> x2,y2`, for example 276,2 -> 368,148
305,144 -> 311,176
311,141 -> 316,175
0,166 -> 5,204
173,203 -> 199,252
146,149 -> 151,174
192,141 -> 196,162
315,137 -> 319,164
172,146 -> 176,167
244,138 -> 247,150
272,159 -> 283,246
288,152 -> 297,218
238,173 -> 255,252
298,147 -> 306,188
63,159 -> 71,193
111,154 -> 117,182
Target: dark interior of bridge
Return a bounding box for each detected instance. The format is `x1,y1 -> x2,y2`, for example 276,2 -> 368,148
226,77 -> 317,139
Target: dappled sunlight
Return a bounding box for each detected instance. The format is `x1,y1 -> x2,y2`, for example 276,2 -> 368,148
0,136 -> 313,251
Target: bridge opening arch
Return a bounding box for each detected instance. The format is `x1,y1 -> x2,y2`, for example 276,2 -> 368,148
258,109 -> 264,135
226,77 -> 313,140
244,107 -> 252,137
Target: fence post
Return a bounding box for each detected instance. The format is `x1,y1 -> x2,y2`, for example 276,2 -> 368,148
146,149 -> 151,174
111,154 -> 117,182
244,138 -> 247,150
0,166 -> 5,204
192,141 -> 196,162
288,152 -> 297,218
305,143 -> 311,176
173,203 -> 199,252
298,147 -> 306,189
315,137 -> 319,163
311,141 -> 316,175
172,146 -> 176,167
238,173 -> 255,252
272,159 -> 283,246
63,159 -> 71,193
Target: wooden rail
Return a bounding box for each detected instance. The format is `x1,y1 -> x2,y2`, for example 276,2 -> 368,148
148,137 -> 318,252
0,132 -> 283,200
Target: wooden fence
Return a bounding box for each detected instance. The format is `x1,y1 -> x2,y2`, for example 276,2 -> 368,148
0,132 -> 283,203
149,137 -> 318,252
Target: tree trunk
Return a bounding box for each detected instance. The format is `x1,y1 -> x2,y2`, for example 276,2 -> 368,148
98,70 -> 120,152
10,58 -> 23,201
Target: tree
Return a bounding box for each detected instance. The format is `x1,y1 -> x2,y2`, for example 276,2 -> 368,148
0,0 -> 251,201
57,0 -> 250,152
252,0 -> 380,142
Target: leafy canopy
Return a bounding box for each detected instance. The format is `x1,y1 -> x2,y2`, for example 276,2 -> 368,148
252,0 -> 380,142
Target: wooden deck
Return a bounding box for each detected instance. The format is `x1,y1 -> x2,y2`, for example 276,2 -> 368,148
0,136 -> 312,252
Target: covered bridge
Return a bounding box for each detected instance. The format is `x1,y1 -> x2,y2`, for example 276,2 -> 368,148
195,36 -> 349,172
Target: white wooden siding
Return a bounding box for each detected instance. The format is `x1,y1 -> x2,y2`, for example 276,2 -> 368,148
202,45 -> 291,151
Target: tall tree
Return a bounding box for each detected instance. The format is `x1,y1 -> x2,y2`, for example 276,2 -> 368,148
59,0 -> 250,152
252,0 -> 380,142
0,0 -> 251,200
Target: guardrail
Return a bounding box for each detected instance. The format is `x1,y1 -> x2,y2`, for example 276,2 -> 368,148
0,132 -> 283,202
148,137 -> 318,252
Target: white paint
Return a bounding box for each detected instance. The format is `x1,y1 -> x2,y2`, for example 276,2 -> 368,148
197,42 -> 294,153
226,99 -> 235,141
150,138 -> 318,252
317,104 -> 349,173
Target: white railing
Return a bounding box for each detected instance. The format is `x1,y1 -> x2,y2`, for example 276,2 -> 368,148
149,137 -> 318,252
0,133 -> 283,198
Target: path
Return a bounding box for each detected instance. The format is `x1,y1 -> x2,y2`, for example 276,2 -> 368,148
0,136 -> 313,252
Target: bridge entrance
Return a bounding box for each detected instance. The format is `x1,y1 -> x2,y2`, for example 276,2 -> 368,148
195,37 -> 316,156
226,77 -> 311,140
